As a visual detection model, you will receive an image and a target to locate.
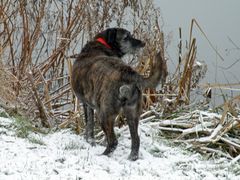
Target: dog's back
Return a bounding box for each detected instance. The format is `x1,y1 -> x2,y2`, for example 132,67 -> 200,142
72,53 -> 142,109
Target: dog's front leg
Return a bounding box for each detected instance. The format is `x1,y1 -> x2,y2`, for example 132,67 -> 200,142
83,103 -> 95,146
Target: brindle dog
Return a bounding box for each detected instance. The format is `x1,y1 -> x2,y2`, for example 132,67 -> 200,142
71,28 -> 165,161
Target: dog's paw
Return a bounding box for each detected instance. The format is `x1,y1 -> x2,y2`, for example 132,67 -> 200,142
86,138 -> 96,146
128,152 -> 139,161
102,148 -> 113,156
102,140 -> 118,156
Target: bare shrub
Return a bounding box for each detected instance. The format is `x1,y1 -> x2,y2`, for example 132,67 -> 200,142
0,0 -> 165,128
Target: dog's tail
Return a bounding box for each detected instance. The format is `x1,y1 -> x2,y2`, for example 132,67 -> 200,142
119,84 -> 140,105
119,51 -> 167,105
141,51 -> 167,89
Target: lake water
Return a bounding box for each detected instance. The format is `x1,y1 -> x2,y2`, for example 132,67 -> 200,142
155,0 -> 240,105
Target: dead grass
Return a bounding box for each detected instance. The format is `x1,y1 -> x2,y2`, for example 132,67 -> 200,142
0,0 -> 165,127
0,46 -> 17,106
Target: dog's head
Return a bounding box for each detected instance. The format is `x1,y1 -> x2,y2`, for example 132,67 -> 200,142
95,28 -> 145,57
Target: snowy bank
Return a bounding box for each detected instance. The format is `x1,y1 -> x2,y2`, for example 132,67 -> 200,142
0,116 -> 239,180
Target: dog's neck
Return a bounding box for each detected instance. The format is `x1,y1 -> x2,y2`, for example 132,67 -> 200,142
80,40 -> 125,58
95,38 -> 125,57
96,38 -> 111,49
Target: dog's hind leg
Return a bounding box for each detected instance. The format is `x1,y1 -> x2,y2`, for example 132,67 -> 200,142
98,112 -> 118,156
83,103 -> 95,146
123,103 -> 141,161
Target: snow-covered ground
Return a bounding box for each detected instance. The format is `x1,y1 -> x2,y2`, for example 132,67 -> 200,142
0,115 -> 239,180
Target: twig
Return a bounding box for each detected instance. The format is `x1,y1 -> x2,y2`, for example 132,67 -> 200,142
189,19 -> 224,61
178,123 -> 213,139
140,115 -> 156,123
220,137 -> 240,150
158,126 -> 183,133
44,87 -> 71,105
27,71 -> 51,128
158,120 -> 194,128
200,147 -> 233,159
230,154 -> 240,164
140,110 -> 153,118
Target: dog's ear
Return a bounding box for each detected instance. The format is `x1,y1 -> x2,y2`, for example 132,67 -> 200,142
105,28 -> 117,45
94,28 -> 116,44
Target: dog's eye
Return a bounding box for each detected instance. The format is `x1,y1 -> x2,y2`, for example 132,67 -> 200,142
124,35 -> 129,40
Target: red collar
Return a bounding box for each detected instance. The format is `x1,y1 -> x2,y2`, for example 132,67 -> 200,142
96,38 -> 111,49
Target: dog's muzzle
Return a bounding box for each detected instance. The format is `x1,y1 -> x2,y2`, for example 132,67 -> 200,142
131,38 -> 145,48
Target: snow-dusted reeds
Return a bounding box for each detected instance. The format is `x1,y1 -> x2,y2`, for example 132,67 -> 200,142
140,106 -> 240,159
0,0 -> 164,127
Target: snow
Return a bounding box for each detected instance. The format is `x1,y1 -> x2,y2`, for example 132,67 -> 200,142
0,116 -> 239,180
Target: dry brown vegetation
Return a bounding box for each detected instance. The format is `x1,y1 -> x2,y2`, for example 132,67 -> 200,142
0,0 -> 239,159
0,0 -> 165,126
